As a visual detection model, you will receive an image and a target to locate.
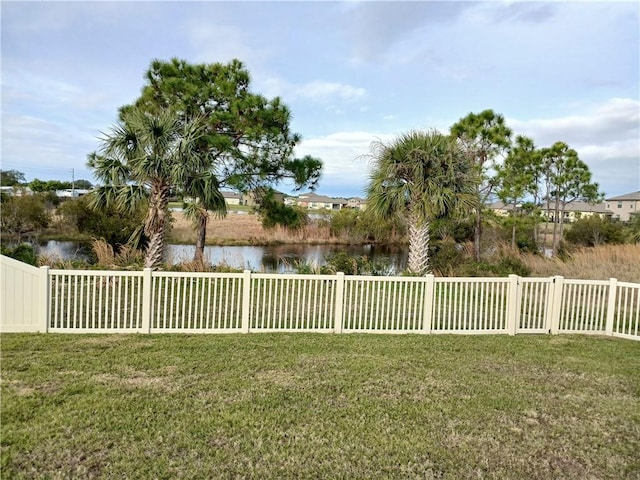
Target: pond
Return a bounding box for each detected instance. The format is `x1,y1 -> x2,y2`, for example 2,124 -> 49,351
37,241 -> 408,274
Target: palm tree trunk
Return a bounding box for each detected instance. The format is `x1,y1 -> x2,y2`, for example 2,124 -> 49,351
407,217 -> 430,275
144,181 -> 171,270
552,197 -> 560,253
193,212 -> 208,262
144,230 -> 165,269
474,208 -> 481,262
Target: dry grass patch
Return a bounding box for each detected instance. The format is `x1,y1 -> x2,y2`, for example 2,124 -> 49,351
523,243 -> 640,282
168,211 -> 338,245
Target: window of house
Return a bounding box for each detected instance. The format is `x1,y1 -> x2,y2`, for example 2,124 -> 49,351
618,202 -> 623,208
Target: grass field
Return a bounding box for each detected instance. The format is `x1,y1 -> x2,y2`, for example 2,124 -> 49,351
2,333 -> 639,479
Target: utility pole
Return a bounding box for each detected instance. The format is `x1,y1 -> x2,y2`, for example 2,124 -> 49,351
71,168 -> 75,197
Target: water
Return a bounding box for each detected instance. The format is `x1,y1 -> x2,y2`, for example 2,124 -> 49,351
37,241 -> 408,273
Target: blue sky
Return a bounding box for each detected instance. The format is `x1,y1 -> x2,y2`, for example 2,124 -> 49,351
2,1 -> 639,199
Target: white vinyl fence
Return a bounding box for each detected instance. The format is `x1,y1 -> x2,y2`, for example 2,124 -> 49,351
1,255 -> 639,340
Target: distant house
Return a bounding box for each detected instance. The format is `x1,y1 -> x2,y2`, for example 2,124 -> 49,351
548,201 -> 612,223
346,197 -> 367,210
55,189 -> 90,198
220,190 -> 286,207
606,191 -> 640,222
296,192 -> 347,210
221,191 -> 243,206
488,201 -> 518,217
489,200 -> 612,223
0,186 -> 32,196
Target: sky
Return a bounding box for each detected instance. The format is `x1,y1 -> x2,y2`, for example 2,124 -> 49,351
1,0 -> 639,200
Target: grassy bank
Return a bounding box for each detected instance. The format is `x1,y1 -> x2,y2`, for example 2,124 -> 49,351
167,211 -> 344,246
2,333 -> 639,479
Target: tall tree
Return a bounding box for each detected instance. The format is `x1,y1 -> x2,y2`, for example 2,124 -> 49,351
88,106 -> 207,269
495,135 -> 539,249
450,110 -> 512,261
181,172 -> 226,263
365,130 -> 477,275
0,170 -> 26,186
125,58 -> 322,261
540,141 -> 602,253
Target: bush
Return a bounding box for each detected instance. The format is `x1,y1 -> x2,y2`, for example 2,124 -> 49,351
329,208 -> 405,243
0,194 -> 50,239
322,251 -> 392,276
564,216 -> 626,247
57,195 -> 146,249
428,239 -> 466,276
463,252 -> 531,277
1,243 -> 38,265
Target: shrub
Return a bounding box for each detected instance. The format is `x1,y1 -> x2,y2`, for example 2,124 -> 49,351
0,194 -> 50,239
1,243 -> 37,265
564,216 -> 626,247
57,195 -> 146,249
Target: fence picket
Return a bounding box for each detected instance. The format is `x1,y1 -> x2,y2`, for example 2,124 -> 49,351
1,256 -> 638,340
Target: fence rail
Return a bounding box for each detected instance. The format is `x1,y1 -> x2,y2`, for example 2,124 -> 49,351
1,255 -> 638,340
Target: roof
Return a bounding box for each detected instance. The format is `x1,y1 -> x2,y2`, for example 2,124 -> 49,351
221,191 -> 242,199
562,201 -> 610,214
542,200 -> 611,214
606,191 -> 640,201
298,192 -> 347,204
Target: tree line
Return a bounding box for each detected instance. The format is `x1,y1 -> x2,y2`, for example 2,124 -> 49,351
1,58 -> 615,274
364,110 -> 603,275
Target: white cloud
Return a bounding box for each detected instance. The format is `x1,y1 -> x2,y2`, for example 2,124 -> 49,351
260,77 -> 366,105
509,98 -> 640,196
186,22 -> 271,67
299,81 -> 366,102
508,98 -> 639,149
293,131 -> 395,196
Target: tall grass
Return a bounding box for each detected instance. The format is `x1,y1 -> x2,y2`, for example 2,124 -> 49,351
168,211 -> 340,245
522,244 -> 640,282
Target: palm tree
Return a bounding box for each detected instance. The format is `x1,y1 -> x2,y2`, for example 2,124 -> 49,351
88,107 -> 206,269
365,130 -> 478,275
181,172 -> 227,263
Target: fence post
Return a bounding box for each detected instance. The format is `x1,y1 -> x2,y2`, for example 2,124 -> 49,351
605,277 -> 617,336
39,266 -> 50,333
241,270 -> 252,333
549,275 -> 564,335
334,272 -> 345,334
506,274 -> 519,335
422,274 -> 435,334
140,268 -> 153,334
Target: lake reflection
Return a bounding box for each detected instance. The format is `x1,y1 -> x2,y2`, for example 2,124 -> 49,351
167,243 -> 408,273
37,241 -> 408,274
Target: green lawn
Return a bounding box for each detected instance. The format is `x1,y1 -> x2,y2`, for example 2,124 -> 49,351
1,333 -> 639,479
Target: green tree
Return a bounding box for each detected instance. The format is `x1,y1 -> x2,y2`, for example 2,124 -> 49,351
540,142 -> 602,253
74,179 -> 93,190
564,216 -> 626,247
181,172 -> 227,262
29,179 -> 72,192
57,195 -> 146,249
626,213 -> 640,244
495,135 -> 539,250
256,188 -> 308,231
0,194 -> 50,239
126,58 -> 322,261
450,110 -> 512,261
0,169 -> 26,186
88,106 -> 207,269
365,130 -> 477,275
